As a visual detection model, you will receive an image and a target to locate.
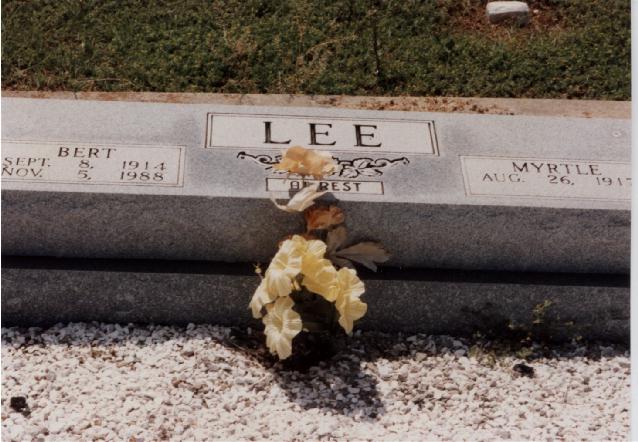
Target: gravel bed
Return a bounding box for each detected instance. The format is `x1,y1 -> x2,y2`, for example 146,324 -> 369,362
1,323 -> 630,441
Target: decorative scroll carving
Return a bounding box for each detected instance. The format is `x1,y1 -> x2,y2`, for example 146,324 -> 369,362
237,152 -> 409,179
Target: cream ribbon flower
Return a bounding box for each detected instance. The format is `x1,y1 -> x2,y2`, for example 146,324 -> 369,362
249,279 -> 275,319
263,296 -> 303,360
335,267 -> 367,334
264,236 -> 305,298
301,240 -> 340,301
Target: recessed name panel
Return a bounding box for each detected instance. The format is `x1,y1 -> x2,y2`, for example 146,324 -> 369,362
461,156 -> 631,200
206,113 -> 438,155
2,141 -> 184,187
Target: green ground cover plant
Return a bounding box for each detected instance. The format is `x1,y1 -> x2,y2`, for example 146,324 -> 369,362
1,0 -> 630,99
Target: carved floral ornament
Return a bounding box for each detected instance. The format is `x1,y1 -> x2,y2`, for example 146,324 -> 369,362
237,151 -> 409,179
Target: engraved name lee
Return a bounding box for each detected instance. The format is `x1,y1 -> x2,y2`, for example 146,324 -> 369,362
206,113 -> 438,154
262,121 -> 382,147
223,116 -> 432,195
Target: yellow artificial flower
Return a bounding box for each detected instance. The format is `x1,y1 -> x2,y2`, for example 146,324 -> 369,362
249,279 -> 276,319
301,240 -> 340,301
335,267 -> 367,334
273,146 -> 336,179
304,239 -> 326,261
263,296 -> 303,360
264,236 -> 305,298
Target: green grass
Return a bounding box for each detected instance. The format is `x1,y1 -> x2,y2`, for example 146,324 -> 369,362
1,0 -> 630,99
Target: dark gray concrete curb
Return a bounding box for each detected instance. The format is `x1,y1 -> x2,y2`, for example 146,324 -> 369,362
2,257 -> 629,343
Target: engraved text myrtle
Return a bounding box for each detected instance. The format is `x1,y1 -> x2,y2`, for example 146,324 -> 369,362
512,161 -> 601,176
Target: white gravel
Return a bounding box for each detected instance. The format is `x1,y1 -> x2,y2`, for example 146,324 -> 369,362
2,323 -> 630,441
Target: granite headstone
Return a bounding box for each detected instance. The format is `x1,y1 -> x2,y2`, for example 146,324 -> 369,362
1,97 -> 630,339
1,97 -> 630,273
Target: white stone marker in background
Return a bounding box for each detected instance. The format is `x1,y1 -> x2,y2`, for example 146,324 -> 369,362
486,1 -> 530,25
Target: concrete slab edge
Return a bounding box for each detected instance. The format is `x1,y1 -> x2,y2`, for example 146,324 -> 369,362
1,91 -> 630,119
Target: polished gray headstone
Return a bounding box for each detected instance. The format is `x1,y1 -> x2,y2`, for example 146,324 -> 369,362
2,97 -> 631,273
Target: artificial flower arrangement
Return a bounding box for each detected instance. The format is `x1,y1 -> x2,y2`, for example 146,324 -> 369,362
249,146 -> 389,360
